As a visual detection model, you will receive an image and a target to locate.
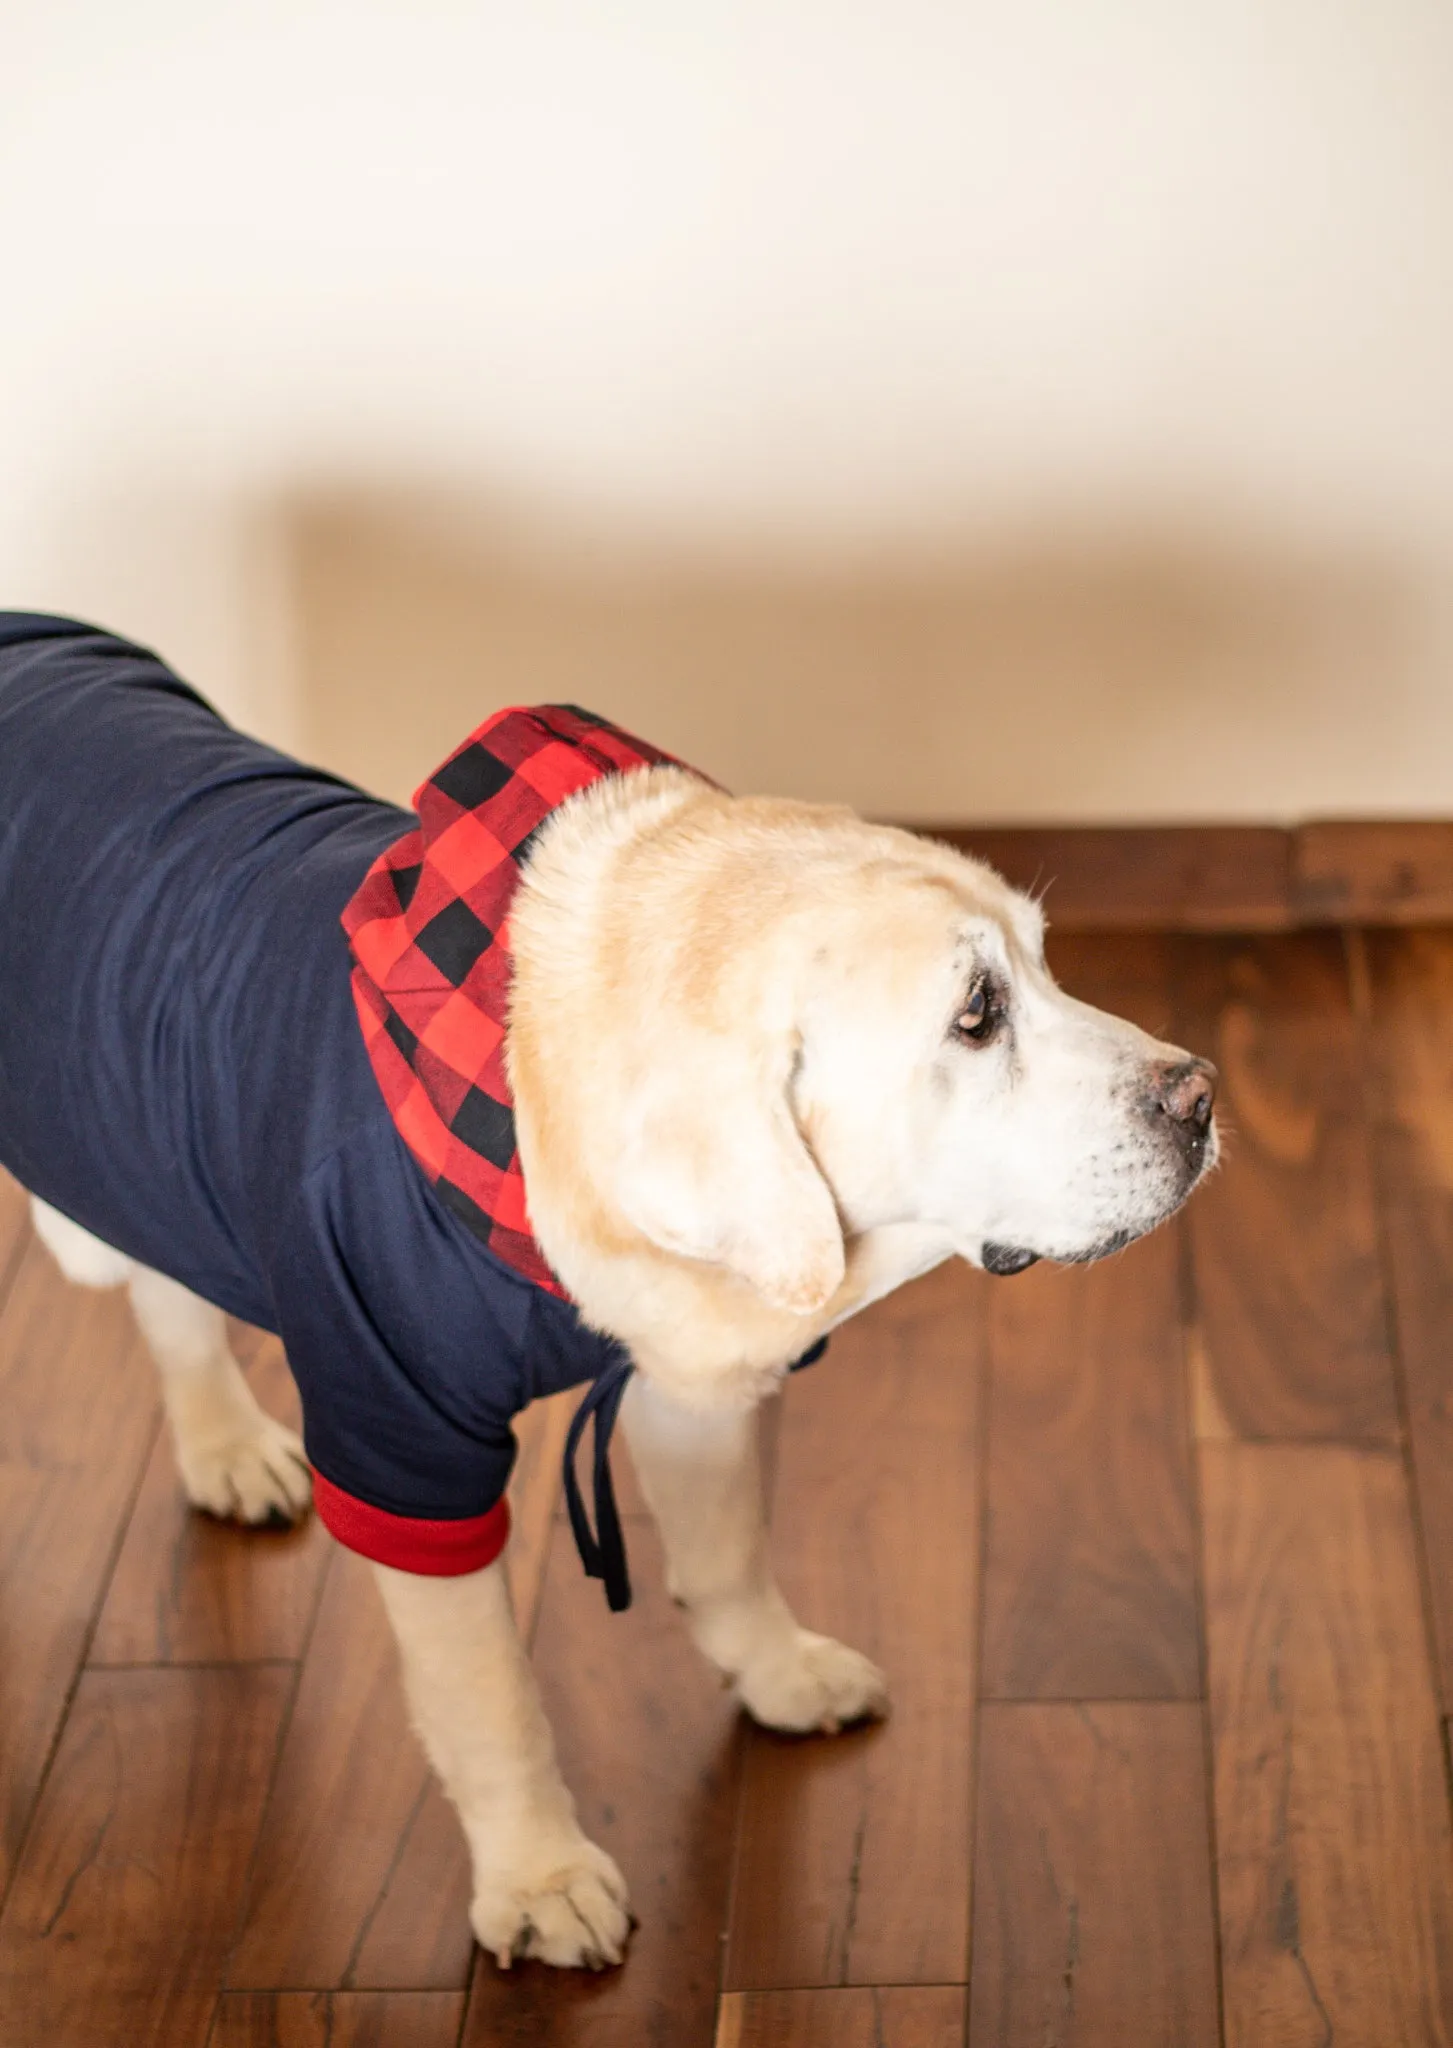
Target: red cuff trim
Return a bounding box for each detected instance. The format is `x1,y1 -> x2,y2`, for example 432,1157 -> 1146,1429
312,1469 -> 511,1576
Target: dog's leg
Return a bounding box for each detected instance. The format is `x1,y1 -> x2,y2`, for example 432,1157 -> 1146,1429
29,1195 -> 135,1288
127,1266 -> 312,1525
621,1375 -> 888,1733
373,1559 -> 630,1970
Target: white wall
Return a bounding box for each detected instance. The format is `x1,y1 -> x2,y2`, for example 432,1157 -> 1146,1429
3,1 -> 1451,816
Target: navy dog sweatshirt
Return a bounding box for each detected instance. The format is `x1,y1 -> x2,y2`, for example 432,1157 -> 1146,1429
0,616 -> 662,1584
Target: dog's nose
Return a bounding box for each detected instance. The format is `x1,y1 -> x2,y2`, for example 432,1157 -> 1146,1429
1153,1057 -> 1217,1135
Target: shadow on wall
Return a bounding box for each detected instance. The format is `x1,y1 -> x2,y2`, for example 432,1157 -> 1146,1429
283,486 -> 1430,824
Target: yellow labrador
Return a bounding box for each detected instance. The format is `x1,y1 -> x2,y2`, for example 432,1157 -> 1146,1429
19,652 -> 1216,1972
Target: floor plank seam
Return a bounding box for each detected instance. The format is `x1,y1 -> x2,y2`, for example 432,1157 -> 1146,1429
208,1978 -> 485,1996
1343,922 -> 1453,1832
713,1369 -> 791,2011
84,1655 -> 303,1672
966,1308 -> 993,2005
0,1214 -> 31,1318
979,1692 -> 1208,1705
1178,1214 -> 1232,2048
722,1978 -> 972,1993
715,1722 -> 755,2008
1200,1431 -> 1406,1449
216,1541 -> 340,1992
714,1432 -> 773,2012
0,1395 -> 164,1929
338,1775 -> 433,1993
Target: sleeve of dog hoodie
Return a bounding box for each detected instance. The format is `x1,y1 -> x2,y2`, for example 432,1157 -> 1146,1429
266,1115 -> 607,1576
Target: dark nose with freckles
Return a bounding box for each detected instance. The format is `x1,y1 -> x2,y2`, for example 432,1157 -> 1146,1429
1150,1057 -> 1218,1161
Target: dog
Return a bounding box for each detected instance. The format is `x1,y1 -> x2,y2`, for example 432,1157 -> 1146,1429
0,614 -> 1217,1970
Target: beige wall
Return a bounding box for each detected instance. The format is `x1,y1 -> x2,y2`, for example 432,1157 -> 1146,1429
2,3 -> 1451,819
293,493 -> 1440,823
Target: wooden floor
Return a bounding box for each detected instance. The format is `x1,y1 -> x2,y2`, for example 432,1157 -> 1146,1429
6,924 -> 1453,2044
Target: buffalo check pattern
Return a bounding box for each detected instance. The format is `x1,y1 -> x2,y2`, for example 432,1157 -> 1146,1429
342,704 -> 686,1294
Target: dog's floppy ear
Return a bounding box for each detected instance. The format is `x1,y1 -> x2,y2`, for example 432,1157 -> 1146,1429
614,1031 -> 844,1316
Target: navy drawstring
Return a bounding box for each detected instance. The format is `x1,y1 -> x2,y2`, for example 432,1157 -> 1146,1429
563,1352 -> 637,1612
562,1335 -> 831,1615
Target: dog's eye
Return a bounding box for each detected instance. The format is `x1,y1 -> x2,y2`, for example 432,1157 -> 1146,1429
954,977 -> 998,1044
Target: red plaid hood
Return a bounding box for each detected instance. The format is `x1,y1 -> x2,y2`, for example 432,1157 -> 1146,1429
341,705 -> 687,1294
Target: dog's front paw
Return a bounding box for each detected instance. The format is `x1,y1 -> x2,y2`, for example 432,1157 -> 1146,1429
472,1832 -> 631,1971
736,1628 -> 889,1734
178,1412 -> 313,1526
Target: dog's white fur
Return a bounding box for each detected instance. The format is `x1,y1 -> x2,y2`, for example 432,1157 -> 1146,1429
28,768 -> 1214,1971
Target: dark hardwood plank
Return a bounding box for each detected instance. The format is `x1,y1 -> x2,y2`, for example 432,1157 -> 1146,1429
928,826 -> 1291,931
462,1514 -> 742,2048
969,1703 -> 1218,2047
982,932 -> 1200,1701
210,1990 -> 464,2047
0,1666 -> 290,2047
980,1234 -> 1200,1701
0,1238 -> 159,1898
1295,820 -> 1453,925
1046,925 -> 1183,1035
1201,1444 -> 1453,2045
226,1546 -> 473,1993
928,821 -> 1453,931
1363,928 -> 1453,1702
1176,931 -> 1400,1440
724,1259 -> 983,1992
716,1985 -> 964,2048
89,1327 -> 328,1665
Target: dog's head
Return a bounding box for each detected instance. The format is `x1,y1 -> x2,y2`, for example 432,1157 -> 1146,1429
602,802 -> 1217,1316
789,850 -> 1217,1287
